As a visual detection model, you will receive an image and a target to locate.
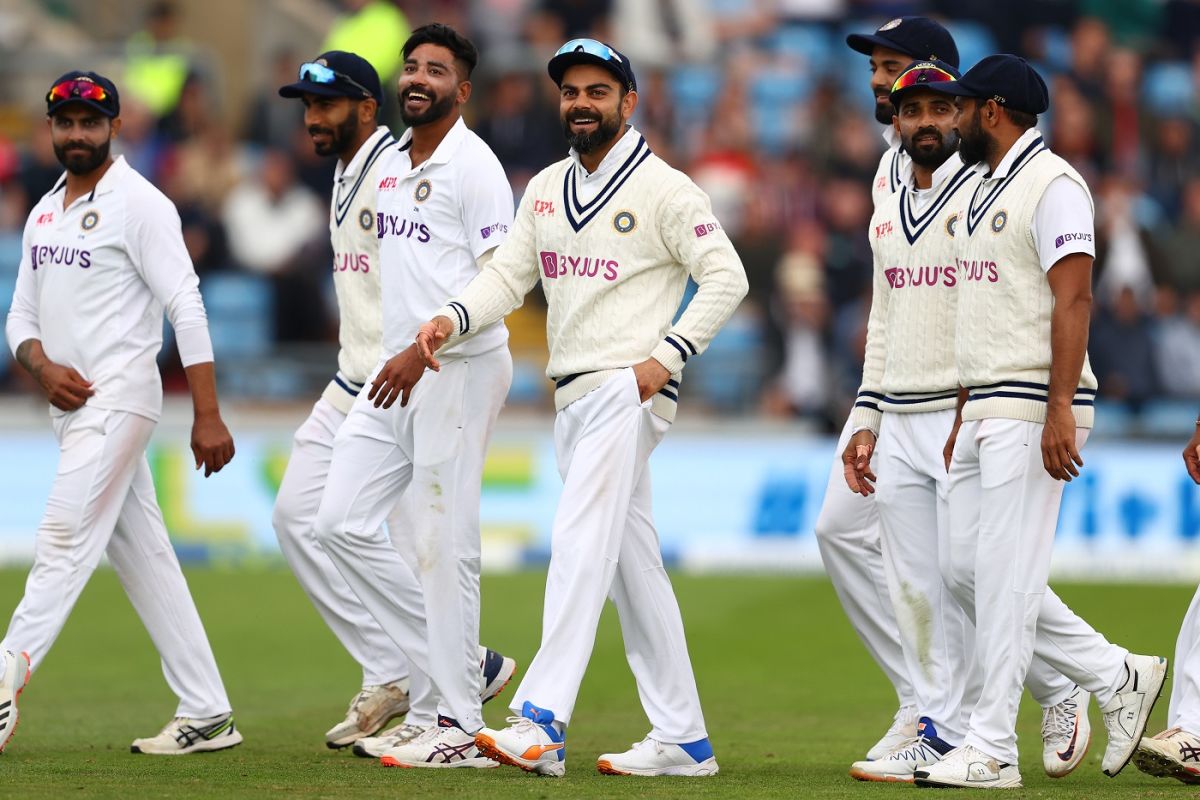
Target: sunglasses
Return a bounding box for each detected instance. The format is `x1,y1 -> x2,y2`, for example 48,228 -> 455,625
298,62 -> 373,98
891,64 -> 958,94
46,79 -> 110,105
555,38 -> 624,64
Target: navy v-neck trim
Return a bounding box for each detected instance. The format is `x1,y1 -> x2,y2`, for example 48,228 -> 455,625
563,138 -> 651,233
334,133 -> 396,227
965,137 -> 1047,235
899,162 -> 976,245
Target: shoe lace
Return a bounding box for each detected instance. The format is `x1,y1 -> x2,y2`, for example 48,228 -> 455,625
158,717 -> 186,736
503,715 -> 539,733
378,722 -> 425,741
346,685 -> 383,715
629,736 -> 662,754
1041,694 -> 1078,742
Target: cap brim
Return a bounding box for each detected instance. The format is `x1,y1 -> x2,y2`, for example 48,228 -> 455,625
846,32 -> 912,57
278,80 -> 360,100
47,98 -> 117,118
548,52 -> 630,89
917,82 -> 979,98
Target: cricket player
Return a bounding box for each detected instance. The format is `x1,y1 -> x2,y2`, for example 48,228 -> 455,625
0,71 -> 240,755
274,49 -> 514,753
829,18 -> 961,758
311,24 -> 515,769
415,38 -> 749,778
910,55 -> 1167,789
1133,429 -> 1200,782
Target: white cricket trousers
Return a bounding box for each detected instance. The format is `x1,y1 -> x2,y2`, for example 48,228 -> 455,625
1168,584 -> 1200,733
874,411 -> 1074,743
814,416 -> 914,709
315,348 -> 511,733
947,418 -> 1128,764
272,396 -> 436,725
1,407 -> 229,718
510,369 -> 707,743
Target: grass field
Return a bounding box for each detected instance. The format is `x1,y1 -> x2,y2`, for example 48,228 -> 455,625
0,568 -> 1193,798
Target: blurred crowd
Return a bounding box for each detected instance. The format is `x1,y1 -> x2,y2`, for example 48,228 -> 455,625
2,0 -> 1200,433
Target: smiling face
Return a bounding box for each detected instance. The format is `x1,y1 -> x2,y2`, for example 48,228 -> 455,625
869,45 -> 912,125
49,105 -> 119,175
397,42 -> 467,127
895,89 -> 960,169
301,93 -> 363,157
558,63 -> 635,154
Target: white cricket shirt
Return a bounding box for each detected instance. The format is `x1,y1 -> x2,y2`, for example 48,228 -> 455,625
5,156 -> 214,421
375,117 -> 512,361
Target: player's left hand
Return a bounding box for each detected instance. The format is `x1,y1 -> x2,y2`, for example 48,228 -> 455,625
369,345 -> 426,409
842,430 -> 877,496
192,413 -> 235,477
632,358 -> 671,403
1183,426 -> 1200,484
1042,404 -> 1083,481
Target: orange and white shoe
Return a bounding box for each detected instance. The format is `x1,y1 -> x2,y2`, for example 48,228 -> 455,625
1041,686 -> 1091,778
0,650 -> 31,754
474,702 -> 566,777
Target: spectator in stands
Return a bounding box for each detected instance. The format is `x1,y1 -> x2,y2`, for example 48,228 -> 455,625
1160,178 -> 1200,293
322,0 -> 410,85
1154,288 -> 1200,399
1091,286 -> 1161,412
761,251 -> 832,425
124,1 -> 195,119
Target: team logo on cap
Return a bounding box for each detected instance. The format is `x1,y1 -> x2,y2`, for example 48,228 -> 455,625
359,208 -> 372,231
81,210 -> 99,231
990,210 -> 1008,234
613,210 -> 636,234
414,179 -> 432,203
879,18 -> 903,31
946,214 -> 958,238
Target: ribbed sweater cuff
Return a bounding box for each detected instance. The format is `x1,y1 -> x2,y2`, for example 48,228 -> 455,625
848,406 -> 883,436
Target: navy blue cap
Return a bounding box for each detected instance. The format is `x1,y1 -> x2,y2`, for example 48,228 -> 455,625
279,51 -> 382,104
548,38 -> 637,93
921,54 -> 1049,115
889,59 -> 962,108
846,17 -> 959,70
46,71 -> 120,118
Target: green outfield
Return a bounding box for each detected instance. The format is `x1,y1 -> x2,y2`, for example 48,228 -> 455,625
0,568 -> 1192,798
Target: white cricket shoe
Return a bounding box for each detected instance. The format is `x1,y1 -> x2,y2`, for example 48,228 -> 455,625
380,717 -> 498,769
1041,686 -> 1091,778
1100,653 -> 1168,777
597,736 -> 718,777
0,650 -> 31,754
131,712 -> 243,754
1133,727 -> 1200,784
478,647 -> 517,704
913,745 -> 1023,789
352,722 -> 428,758
850,717 -> 954,783
866,704 -> 917,760
324,679 -> 410,749
474,701 -> 566,777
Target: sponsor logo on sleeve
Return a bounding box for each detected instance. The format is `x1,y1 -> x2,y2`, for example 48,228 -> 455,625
1054,232 -> 1093,248
480,222 -> 509,240
694,220 -> 722,238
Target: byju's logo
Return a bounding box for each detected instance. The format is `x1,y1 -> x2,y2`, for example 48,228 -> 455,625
1055,232 -> 1093,248
480,222 -> 508,240
540,251 -> 560,279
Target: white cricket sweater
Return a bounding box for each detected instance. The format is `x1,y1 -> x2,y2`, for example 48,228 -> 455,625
850,154 -> 976,435
434,127 -> 748,422
871,127 -> 909,209
321,126 -> 395,414
5,156 -> 213,421
954,133 -> 1098,427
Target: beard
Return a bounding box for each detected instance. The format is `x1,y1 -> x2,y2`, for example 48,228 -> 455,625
399,86 -> 455,127
54,137 -> 109,175
874,96 -> 895,125
957,109 -> 991,167
903,126 -> 960,169
561,108 -> 623,154
309,112 -> 360,157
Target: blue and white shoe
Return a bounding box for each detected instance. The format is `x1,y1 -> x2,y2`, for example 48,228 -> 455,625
478,646 -> 517,704
850,717 -> 956,783
597,736 -> 718,776
475,701 -> 566,777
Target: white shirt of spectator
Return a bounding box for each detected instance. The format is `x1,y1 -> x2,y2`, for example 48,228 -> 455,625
222,160 -> 325,275
6,155 -> 214,421
375,116 -> 512,361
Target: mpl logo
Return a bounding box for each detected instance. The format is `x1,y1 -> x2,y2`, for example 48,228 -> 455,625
36,212 -> 54,226
694,221 -> 722,238
480,222 -> 508,240
1055,232 -> 1093,248
378,176 -> 398,190
875,220 -> 893,239
540,251 -> 560,279
534,200 -> 555,216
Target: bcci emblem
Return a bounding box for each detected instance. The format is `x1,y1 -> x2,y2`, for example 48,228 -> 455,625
81,210 -> 99,231
358,208 -> 372,231
414,179 -> 432,203
613,210 -> 636,234
990,210 -> 1008,234
946,214 -> 958,238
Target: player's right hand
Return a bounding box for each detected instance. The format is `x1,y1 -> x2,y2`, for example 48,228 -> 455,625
369,345 -> 427,409
38,362 -> 94,411
842,430 -> 877,496
415,316 -> 454,372
1183,426 -> 1200,484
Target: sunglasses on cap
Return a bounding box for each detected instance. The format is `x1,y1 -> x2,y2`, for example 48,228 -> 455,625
298,62 -> 373,98
554,38 -> 625,64
891,64 -> 958,94
46,79 -> 110,104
